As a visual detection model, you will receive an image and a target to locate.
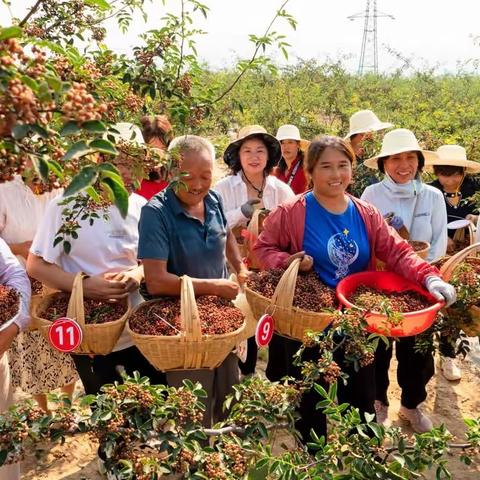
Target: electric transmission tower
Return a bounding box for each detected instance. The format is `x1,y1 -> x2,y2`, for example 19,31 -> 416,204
348,0 -> 394,75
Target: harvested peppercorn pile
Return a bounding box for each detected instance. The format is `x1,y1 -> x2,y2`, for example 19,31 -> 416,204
408,240 -> 428,252
29,276 -> 43,296
247,269 -> 337,312
41,294 -> 127,324
349,286 -> 432,313
0,284 -> 20,328
129,296 -> 244,336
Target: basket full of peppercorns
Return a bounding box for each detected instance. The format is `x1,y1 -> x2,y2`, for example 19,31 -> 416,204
336,271 -> 444,337
438,243 -> 480,336
376,240 -> 430,271
126,275 -> 246,371
31,273 -> 130,355
245,258 -> 336,340
0,284 -> 20,333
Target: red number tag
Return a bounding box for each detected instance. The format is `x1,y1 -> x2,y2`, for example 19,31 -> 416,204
48,317 -> 83,353
255,314 -> 274,347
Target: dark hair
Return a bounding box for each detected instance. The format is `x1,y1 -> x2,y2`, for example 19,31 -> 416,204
278,148 -> 304,173
433,165 -> 465,177
377,151 -> 425,174
305,135 -> 355,176
229,134 -> 277,174
140,115 -> 173,147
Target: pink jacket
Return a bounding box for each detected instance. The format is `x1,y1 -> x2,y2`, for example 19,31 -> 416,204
253,193 -> 441,286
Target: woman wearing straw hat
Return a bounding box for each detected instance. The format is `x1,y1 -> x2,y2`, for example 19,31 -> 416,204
254,135 -> 454,443
274,124 -> 310,194
361,128 -> 449,433
214,125 -> 294,376
427,145 -> 480,381
346,109 -> 393,198
138,135 -> 249,427
27,123 -> 166,394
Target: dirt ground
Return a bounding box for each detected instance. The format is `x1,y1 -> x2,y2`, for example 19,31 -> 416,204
15,347 -> 480,480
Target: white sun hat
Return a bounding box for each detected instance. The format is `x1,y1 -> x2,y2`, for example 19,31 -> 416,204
364,128 -> 438,170
346,110 -> 393,138
424,145 -> 480,174
106,122 -> 145,145
276,124 -> 310,151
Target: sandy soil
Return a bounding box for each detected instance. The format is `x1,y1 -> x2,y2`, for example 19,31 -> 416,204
15,348 -> 479,480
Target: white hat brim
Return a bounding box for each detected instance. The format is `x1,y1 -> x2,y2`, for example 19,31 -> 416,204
364,149 -> 438,170
347,121 -> 394,138
276,136 -> 311,152
423,158 -> 480,174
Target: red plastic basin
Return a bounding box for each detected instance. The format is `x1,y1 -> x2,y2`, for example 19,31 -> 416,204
336,271 -> 444,337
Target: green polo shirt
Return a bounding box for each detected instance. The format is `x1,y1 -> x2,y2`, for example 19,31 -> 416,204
138,187 -> 228,280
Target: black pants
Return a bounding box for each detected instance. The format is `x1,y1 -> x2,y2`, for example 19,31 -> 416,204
375,336 -> 434,409
72,346 -> 167,395
265,334 -> 376,442
239,336 -> 258,375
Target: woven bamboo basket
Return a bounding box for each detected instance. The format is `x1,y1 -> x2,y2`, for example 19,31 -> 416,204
245,258 -> 333,341
31,273 -> 130,355
449,222 -> 475,255
440,242 -> 480,336
376,240 -> 430,271
126,275 -> 246,371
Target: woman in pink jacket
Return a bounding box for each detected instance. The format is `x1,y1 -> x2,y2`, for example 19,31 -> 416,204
253,135 -> 455,443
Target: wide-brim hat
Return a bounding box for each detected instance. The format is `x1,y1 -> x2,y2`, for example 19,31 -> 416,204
345,109 -> 393,138
424,145 -> 480,174
106,122 -> 145,146
276,124 -> 310,152
364,128 -> 438,170
223,125 -> 282,168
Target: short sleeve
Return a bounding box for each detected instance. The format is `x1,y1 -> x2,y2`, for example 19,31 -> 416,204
29,197 -> 64,265
137,204 -> 170,261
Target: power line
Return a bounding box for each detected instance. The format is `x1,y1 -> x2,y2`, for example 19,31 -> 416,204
347,0 -> 394,75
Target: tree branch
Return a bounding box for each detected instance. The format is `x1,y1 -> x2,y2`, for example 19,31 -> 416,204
211,0 -> 291,104
19,0 -> 44,27
204,422 -> 289,436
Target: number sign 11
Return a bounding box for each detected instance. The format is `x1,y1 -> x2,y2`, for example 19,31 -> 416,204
48,317 -> 83,353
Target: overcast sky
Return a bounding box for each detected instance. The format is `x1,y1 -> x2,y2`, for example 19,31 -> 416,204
3,0 -> 480,73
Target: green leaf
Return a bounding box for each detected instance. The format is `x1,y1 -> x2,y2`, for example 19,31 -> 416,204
85,186 -> 101,202
101,177 -> 128,218
30,124 -> 49,139
89,139 -> 118,156
97,162 -> 120,174
60,122 -> 81,136
63,241 -> 71,255
82,120 -> 107,133
12,124 -> 30,140
20,75 -> 39,92
47,160 -> 64,179
53,237 -> 63,247
63,166 -> 99,197
63,141 -> 91,161
84,0 -> 111,10
33,156 -> 50,182
44,75 -> 62,93
0,26 -> 22,41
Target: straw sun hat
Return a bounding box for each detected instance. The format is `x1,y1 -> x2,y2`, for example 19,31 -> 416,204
223,125 -> 281,168
346,109 -> 393,138
275,124 -> 310,152
424,145 -> 480,174
364,128 -> 438,170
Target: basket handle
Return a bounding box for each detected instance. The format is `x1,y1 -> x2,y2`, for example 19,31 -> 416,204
271,257 -> 301,309
180,275 -> 202,342
440,242 -> 480,281
67,272 -> 87,328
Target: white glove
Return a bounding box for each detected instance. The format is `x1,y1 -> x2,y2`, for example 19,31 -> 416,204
424,276 -> 456,307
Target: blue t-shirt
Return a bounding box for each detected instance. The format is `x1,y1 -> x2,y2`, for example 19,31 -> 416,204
303,192 -> 370,288
138,187 -> 228,280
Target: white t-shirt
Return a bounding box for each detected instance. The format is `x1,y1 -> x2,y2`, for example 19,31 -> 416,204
31,193 -> 147,351
361,177 -> 448,263
213,172 -> 295,228
0,176 -> 61,245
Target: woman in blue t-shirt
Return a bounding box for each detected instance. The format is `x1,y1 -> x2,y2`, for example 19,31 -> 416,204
254,136 -> 456,443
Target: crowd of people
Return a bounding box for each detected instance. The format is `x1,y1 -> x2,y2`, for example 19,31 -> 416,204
1,109 -> 478,479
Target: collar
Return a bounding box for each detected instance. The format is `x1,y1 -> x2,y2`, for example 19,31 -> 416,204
381,173 -> 424,199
